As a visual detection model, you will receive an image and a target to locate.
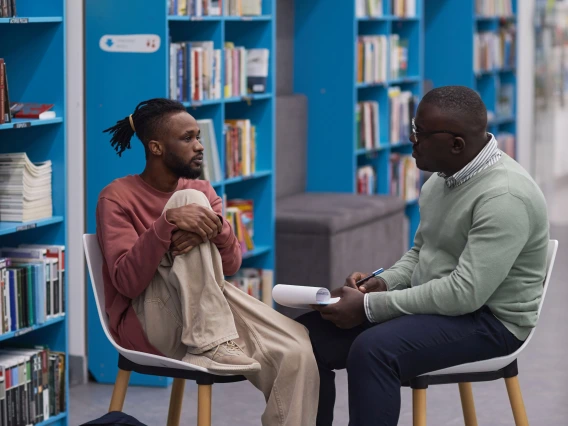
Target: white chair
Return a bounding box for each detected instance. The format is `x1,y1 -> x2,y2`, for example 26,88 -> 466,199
407,239 -> 558,426
83,234 -> 245,426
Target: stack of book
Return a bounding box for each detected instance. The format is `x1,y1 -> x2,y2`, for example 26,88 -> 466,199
0,245 -> 65,335
0,153 -> 53,223
169,41 -> 222,103
225,0 -> 262,16
196,119 -> 222,184
0,348 -> 66,425
168,0 -> 222,16
357,36 -> 388,84
389,87 -> 417,144
225,119 -> 256,178
390,34 -> 409,80
356,0 -> 383,18
496,83 -> 514,117
356,101 -> 381,150
496,132 -> 515,157
392,0 -> 416,18
357,166 -> 377,195
475,0 -> 513,17
225,199 -> 254,254
226,268 -> 273,304
224,44 -> 269,97
390,154 -> 420,202
499,23 -> 516,69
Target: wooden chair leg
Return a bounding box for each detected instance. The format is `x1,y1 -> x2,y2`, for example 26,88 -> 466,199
109,369 -> 131,412
166,378 -> 186,426
505,377 -> 529,426
458,382 -> 479,426
412,388 -> 427,426
197,384 -> 213,426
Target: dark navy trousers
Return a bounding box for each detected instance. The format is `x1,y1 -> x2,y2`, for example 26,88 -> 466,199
297,306 -> 523,426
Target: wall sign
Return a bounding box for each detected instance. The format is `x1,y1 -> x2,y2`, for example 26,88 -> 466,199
99,34 -> 161,53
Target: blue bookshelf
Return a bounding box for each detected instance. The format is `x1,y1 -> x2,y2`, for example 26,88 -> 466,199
425,0 -> 517,157
85,0 -> 276,387
294,0 -> 424,249
0,0 -> 69,424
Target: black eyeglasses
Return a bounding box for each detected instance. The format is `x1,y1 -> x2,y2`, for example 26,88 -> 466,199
411,118 -> 461,144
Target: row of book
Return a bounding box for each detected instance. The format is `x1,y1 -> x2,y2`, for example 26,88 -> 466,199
357,166 -> 377,195
0,348 -> 65,425
169,43 -> 269,102
391,154 -> 420,201
168,0 -> 262,16
389,87 -> 417,144
391,0 -> 417,18
496,82 -> 514,118
391,34 -> 409,80
0,245 -> 65,335
496,132 -> 515,158
0,1 -> 16,17
473,25 -> 516,73
197,118 -> 257,183
0,153 -> 53,223
1,59 -> 57,125
475,0 -> 513,17
356,0 -> 383,18
357,36 -> 388,84
224,199 -> 254,254
356,101 -> 381,150
226,268 -> 272,304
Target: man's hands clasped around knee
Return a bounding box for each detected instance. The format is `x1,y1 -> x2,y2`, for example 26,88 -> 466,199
166,204 -> 223,256
312,272 -> 388,329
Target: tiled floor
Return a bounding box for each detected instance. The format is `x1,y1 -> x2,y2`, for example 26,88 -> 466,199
70,190 -> 568,425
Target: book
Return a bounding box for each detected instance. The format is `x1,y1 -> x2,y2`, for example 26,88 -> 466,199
9,103 -> 55,120
225,119 -> 256,178
357,166 -> 376,195
389,87 -> 416,143
390,153 -> 420,201
272,284 -> 340,309
196,119 -> 222,184
357,35 -> 388,84
246,49 -> 269,94
224,43 -> 250,97
357,101 -> 380,149
475,0 -> 513,17
225,0 -> 262,16
356,0 -> 383,18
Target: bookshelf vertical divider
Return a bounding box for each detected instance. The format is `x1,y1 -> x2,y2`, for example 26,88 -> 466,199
85,0 -> 276,387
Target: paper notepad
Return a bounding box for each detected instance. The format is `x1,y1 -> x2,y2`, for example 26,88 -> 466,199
272,284 -> 340,309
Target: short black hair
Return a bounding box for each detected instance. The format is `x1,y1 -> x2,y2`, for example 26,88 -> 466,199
421,86 -> 487,133
103,98 -> 186,156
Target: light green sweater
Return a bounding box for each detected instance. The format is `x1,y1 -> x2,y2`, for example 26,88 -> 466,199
368,154 -> 549,340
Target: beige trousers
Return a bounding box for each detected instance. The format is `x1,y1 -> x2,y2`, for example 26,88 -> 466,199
132,189 -> 319,426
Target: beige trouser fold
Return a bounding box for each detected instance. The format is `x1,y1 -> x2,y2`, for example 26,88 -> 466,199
132,189 -> 319,426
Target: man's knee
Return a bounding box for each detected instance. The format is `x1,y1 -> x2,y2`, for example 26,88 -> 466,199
281,330 -> 318,372
164,189 -> 211,210
346,327 -> 392,375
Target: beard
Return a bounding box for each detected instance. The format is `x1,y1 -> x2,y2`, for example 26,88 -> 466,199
164,151 -> 202,180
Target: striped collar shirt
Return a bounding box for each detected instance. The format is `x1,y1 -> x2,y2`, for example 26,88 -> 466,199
438,133 -> 502,189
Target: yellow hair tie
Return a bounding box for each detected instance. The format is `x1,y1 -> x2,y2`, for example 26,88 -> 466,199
128,114 -> 136,133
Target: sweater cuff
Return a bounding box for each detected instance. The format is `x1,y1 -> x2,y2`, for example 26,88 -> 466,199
377,270 -> 406,291
364,294 -> 374,322
153,212 -> 178,244
366,292 -> 400,324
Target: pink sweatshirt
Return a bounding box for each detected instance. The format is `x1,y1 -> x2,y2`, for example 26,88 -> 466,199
96,175 -> 242,355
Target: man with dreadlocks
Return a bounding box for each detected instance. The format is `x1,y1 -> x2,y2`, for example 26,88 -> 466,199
96,98 -> 318,426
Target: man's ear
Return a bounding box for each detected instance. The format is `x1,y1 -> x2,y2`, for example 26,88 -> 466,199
451,137 -> 466,154
147,140 -> 163,157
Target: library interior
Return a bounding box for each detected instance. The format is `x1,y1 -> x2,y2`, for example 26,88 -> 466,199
0,0 -> 567,424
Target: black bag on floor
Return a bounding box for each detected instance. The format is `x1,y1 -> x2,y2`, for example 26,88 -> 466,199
79,411 -> 148,426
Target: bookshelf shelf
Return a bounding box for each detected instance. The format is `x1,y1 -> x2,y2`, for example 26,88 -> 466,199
86,0 -> 276,388
295,0 -> 424,249
426,0 -> 517,157
0,216 -> 65,236
0,0 -> 69,421
391,141 -> 414,149
0,316 -> 65,343
0,117 -> 63,131
37,412 -> 67,426
0,17 -> 63,23
224,170 -> 272,185
406,198 -> 419,206
242,245 -> 271,260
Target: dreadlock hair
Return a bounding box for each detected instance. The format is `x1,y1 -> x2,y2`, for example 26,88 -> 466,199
103,98 -> 187,157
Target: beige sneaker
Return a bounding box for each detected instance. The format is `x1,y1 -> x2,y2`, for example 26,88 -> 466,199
182,340 -> 261,373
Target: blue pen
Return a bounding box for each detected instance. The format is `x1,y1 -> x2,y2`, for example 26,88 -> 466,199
355,268 -> 384,286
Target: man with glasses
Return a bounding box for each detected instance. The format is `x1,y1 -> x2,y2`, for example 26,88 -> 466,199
297,86 -> 549,426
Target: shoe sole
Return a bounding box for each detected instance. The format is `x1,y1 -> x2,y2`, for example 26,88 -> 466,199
182,356 -> 262,373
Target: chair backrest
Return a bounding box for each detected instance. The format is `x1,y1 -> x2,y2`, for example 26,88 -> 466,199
83,234 -> 122,352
